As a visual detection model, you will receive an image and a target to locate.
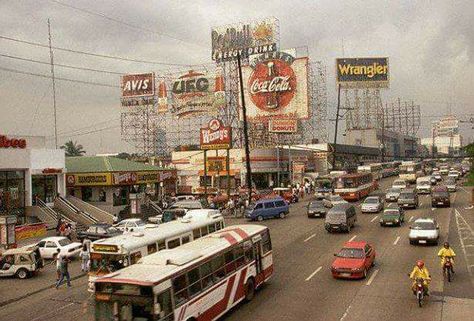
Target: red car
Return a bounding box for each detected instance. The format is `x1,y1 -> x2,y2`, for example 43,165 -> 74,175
331,241 -> 376,279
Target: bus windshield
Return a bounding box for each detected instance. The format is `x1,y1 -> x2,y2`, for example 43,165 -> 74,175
90,253 -> 127,275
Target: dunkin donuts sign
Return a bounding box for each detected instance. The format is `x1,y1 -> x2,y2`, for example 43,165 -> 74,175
200,119 -> 232,150
242,51 -> 309,122
0,135 -> 27,149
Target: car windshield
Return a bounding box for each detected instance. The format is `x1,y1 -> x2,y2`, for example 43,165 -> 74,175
106,227 -> 120,233
309,201 -> 324,208
412,222 -> 436,230
432,192 -> 449,198
384,210 -> 399,217
419,181 -> 430,186
399,192 -> 413,199
446,179 -> 455,184
135,221 -> 146,226
394,181 -> 405,186
58,238 -> 72,246
387,188 -> 400,194
337,248 -> 364,259
364,198 -> 379,204
330,196 -> 342,201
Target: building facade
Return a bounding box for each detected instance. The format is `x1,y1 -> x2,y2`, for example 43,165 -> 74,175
421,115 -> 463,156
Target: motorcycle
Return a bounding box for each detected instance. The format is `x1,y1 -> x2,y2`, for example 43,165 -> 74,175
443,256 -> 454,282
415,277 -> 425,307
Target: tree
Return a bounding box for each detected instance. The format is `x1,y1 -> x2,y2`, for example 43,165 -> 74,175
463,143 -> 474,159
60,140 -> 86,157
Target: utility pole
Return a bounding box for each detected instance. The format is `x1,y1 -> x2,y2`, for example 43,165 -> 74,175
332,84 -> 342,170
237,53 -> 252,201
47,19 -> 58,149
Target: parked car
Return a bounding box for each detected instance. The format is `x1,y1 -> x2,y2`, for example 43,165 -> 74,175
114,218 -> 158,232
34,236 -> 82,259
380,206 -> 405,227
77,223 -> 122,242
432,171 -> 442,181
325,203 -> 357,233
148,208 -> 187,224
416,176 -> 432,194
170,200 -> 206,210
445,177 -> 457,192
361,196 -> 384,213
0,246 -> 43,279
397,188 -> 419,209
307,200 -> 328,218
385,187 -> 402,202
322,194 -> 348,208
431,186 -> 451,207
409,218 -> 440,245
331,241 -> 376,279
448,170 -> 460,180
392,179 -> 408,189
245,197 -> 289,221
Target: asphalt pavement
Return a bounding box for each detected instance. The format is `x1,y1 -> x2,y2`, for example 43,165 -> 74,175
1,177 -> 473,321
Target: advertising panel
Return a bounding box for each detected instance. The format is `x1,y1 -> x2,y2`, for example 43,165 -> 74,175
241,50 -> 309,122
15,223 -> 47,241
171,70 -> 225,118
113,172 -> 138,185
66,173 -> 112,187
336,58 -> 389,88
200,119 -> 232,150
268,118 -> 298,133
211,18 -> 278,62
121,73 -> 155,107
206,157 -> 226,173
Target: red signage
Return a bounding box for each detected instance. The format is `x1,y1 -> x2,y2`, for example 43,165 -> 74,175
121,73 -> 155,98
268,118 -> 298,133
0,135 -> 26,149
113,172 -> 138,185
42,168 -> 62,174
200,119 -> 232,150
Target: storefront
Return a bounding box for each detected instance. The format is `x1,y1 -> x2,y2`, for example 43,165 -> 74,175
0,134 -> 66,224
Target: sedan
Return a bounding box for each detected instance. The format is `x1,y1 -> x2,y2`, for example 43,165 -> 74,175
409,218 -> 440,245
380,207 -> 405,227
429,176 -> 437,185
77,223 -> 122,242
392,179 -> 407,189
114,218 -> 157,232
361,196 -> 384,213
445,178 -> 457,192
307,200 -> 328,218
433,171 -> 442,181
331,241 -> 376,279
385,187 -> 401,202
322,194 -> 348,208
34,236 -> 82,259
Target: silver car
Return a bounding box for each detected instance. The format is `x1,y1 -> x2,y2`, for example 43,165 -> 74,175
385,187 -> 401,202
361,196 -> 384,213
445,178 -> 456,192
409,218 -> 440,245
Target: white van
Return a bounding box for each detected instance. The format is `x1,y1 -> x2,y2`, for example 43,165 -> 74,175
416,176 -> 432,194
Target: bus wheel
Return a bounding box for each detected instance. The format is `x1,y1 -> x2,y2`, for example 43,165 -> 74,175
244,278 -> 255,302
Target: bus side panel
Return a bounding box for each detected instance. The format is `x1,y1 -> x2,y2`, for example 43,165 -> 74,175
261,252 -> 273,283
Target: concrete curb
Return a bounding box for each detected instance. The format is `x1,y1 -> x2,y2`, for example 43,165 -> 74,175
0,273 -> 87,308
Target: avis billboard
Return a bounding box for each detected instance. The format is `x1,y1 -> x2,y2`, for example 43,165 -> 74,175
120,73 -> 155,107
211,18 -> 278,62
241,50 -> 309,122
200,119 -> 232,150
336,58 -> 389,88
171,70 -> 225,118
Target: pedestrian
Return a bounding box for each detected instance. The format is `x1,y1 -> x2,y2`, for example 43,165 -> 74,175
80,243 -> 90,272
64,223 -> 72,241
53,249 -> 61,282
56,255 -> 71,289
55,218 -> 62,236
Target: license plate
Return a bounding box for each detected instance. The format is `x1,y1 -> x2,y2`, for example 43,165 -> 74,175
404,204 -> 409,206
419,240 -> 427,244
386,222 -> 393,225
438,202 -> 443,205
340,273 -> 351,277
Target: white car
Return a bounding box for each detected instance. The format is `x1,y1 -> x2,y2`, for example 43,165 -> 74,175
34,236 -> 82,259
432,171 -> 442,181
447,170 -> 460,180
322,194 -> 348,208
361,196 -> 384,213
392,179 -> 407,189
409,218 -> 440,245
114,218 -> 158,232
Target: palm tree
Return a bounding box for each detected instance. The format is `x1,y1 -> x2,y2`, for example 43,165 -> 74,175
60,140 -> 86,156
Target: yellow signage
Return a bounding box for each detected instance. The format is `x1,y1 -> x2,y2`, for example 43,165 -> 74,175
67,173 -> 112,187
136,171 -> 160,184
92,244 -> 119,253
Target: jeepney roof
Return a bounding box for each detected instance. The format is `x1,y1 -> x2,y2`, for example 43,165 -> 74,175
95,224 -> 267,286
2,246 -> 38,255
91,214 -> 224,253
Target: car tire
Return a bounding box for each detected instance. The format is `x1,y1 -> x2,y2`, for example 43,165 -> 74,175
409,240 -> 415,245
16,268 -> 29,279
279,212 -> 285,219
257,215 -> 264,222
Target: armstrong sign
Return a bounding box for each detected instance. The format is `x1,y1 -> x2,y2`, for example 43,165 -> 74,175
200,119 -> 232,150
336,57 -> 389,88
242,50 -> 309,122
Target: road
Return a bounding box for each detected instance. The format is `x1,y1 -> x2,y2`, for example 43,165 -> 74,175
1,177 -> 473,321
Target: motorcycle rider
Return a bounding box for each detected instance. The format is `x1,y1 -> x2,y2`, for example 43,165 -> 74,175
409,260 -> 431,295
438,242 -> 456,273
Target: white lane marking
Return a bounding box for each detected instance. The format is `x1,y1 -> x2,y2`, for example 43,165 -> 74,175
304,234 -> 316,242
393,236 -> 401,245
366,269 -> 379,286
348,235 -> 357,242
409,216 -> 414,222
432,208 -> 436,211
420,202 -> 423,206
31,302 -> 75,321
370,216 -> 379,222
305,266 -> 322,281
340,305 -> 351,321
465,205 -> 474,210
455,209 -> 474,277
460,186 -> 469,193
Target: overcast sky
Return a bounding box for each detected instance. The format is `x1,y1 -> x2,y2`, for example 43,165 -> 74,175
1,0 -> 473,155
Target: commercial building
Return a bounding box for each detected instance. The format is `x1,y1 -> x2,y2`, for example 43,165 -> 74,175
0,134 -> 66,224
421,115 -> 463,156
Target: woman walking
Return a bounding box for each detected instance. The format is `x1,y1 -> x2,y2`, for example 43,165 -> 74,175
79,243 -> 90,272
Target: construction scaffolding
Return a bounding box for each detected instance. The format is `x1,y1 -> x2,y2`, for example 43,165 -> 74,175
384,98 -> 421,137
344,88 -> 384,130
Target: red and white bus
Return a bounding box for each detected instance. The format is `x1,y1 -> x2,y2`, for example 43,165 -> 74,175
334,172 -> 377,201
357,163 -> 382,180
94,224 -> 273,321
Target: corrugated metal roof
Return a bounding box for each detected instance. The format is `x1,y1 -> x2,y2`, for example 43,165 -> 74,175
66,156 -> 165,173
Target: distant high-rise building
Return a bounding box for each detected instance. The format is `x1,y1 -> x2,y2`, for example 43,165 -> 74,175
421,115 -> 463,156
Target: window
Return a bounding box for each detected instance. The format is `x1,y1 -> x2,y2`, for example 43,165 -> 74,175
193,228 -> 201,239
187,268 -> 201,297
200,226 -> 209,237
244,244 -> 255,263
215,221 -> 223,231
181,235 -> 190,245
275,200 -> 286,207
172,274 -> 188,306
261,230 -> 272,254
200,261 -> 213,289
130,252 -> 142,264
167,238 -> 180,249
87,227 -> 97,234
264,202 -> 275,209
158,241 -> 166,251
224,250 -> 236,274
255,203 -> 263,209
45,241 -> 57,248
97,227 -> 106,234
147,243 -> 157,254
234,246 -> 245,268
208,223 -> 216,233
211,255 -> 225,281
37,241 -> 45,248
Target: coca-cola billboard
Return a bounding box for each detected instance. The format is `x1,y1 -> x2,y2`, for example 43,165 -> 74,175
200,119 -> 232,150
242,50 -> 309,122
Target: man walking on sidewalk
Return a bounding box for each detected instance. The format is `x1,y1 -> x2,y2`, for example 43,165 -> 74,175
56,256 -> 71,289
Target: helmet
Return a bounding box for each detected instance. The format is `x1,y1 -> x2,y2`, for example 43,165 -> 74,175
444,242 -> 450,248
416,260 -> 424,268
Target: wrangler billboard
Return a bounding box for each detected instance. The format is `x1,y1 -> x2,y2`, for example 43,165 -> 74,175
336,58 -> 389,88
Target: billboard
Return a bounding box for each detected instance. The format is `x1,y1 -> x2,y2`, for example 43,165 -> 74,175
211,18 -> 278,62
171,70 -> 225,118
268,118 -> 298,133
241,50 -> 309,122
336,58 -> 389,88
121,73 -> 155,107
200,118 -> 232,150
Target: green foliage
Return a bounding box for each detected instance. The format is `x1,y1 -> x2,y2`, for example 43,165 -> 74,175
60,140 -> 86,157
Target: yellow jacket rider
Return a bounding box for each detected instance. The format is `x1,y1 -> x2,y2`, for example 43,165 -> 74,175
438,242 -> 456,270
409,260 -> 431,294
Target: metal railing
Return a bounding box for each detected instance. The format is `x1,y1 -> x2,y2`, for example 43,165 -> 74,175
35,197 -> 61,222
55,197 -> 98,225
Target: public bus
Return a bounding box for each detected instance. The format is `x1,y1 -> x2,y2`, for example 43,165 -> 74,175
357,163 -> 382,180
399,161 -> 423,183
88,210 -> 225,292
334,172 -> 377,201
381,162 -> 399,178
94,224 -> 273,321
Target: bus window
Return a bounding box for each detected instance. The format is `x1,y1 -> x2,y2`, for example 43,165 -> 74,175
156,289 -> 173,321
261,230 -> 272,254
158,241 -> 166,251
200,226 -> 208,237
167,238 -> 180,249
200,261 -> 213,289
187,267 -> 201,297
224,250 -> 236,274
193,228 -> 201,239
181,235 -> 190,245
215,222 -> 222,231
130,252 -> 142,264
208,223 -> 216,233
234,245 -> 245,268
211,255 -> 225,281
172,274 -> 188,307
147,243 -> 157,254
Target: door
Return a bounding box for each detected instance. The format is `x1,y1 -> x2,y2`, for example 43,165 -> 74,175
254,239 -> 263,275
44,241 -> 58,258
156,289 -> 174,321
